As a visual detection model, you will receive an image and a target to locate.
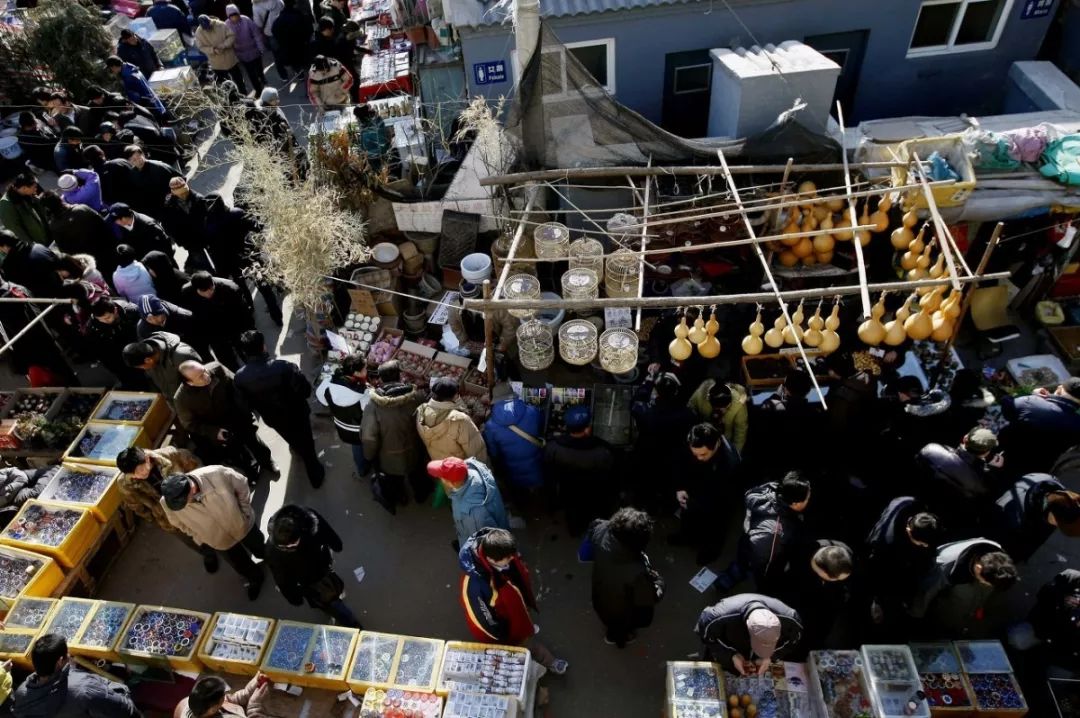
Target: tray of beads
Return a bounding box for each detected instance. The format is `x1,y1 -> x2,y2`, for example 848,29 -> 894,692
861,645 -> 930,718
0,545 -> 63,603
43,597 -> 97,642
361,688 -> 445,717
68,601 -> 136,662
117,605 -> 210,672
910,643 -> 974,713
955,642 -> 1013,674
808,650 -> 873,718
437,642 -> 531,704
55,390 -> 105,423
198,612 -> 275,676
259,620 -> 359,690
725,672 -> 789,718
0,500 -> 100,568
394,636 -> 445,692
64,422 -> 148,467
0,626 -> 41,669
966,673 -> 1026,714
667,662 -> 725,704
348,631 -> 401,691
92,391 -> 171,438
39,463 -> 121,523
4,596 -> 57,631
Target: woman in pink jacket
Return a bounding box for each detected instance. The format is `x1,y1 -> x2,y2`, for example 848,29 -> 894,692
225,4 -> 266,93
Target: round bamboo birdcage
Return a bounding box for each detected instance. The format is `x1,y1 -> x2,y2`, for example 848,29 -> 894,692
534,222 -> 570,259
558,319 -> 598,366
503,274 -> 541,318
599,328 -> 639,374
605,249 -> 641,298
568,238 -> 604,279
517,320 -> 554,370
561,268 -> 600,302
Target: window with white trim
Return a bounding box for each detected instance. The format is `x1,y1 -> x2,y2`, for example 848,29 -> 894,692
907,0 -> 1013,57
512,38 -> 616,97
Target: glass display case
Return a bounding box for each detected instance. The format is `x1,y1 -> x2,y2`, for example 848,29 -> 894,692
65,422 -> 145,466
4,597 -> 56,631
437,642 -> 531,705
955,641 -> 1026,716
666,661 -> 726,718
909,643 -> 974,714
39,463 -> 120,522
43,598 -> 96,641
443,691 -> 513,718
117,606 -> 210,672
198,612 -> 274,676
0,500 -> 99,568
260,620 -> 359,690
0,628 -> 38,669
808,650 -> 874,718
92,391 -> 171,439
861,645 -> 929,718
0,545 -> 63,606
69,601 -> 136,662
725,663 -> 812,718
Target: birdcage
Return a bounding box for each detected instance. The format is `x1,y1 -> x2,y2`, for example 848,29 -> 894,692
517,320 -> 554,370
605,249 -> 641,298
561,268 -> 599,302
558,320 -> 598,366
502,274 -> 541,319
568,238 -> 604,279
599,328 -> 639,374
533,222 -> 570,259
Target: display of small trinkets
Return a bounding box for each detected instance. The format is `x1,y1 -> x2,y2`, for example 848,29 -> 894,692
918,672 -> 972,708
669,700 -> 725,718
394,638 -> 441,688
56,392 -> 103,422
5,598 -> 54,630
864,646 -> 918,683
309,627 -> 353,675
440,646 -> 528,697
967,673 -> 1026,710
360,688 -> 443,718
11,392 -> 58,416
204,613 -> 272,664
44,466 -> 112,504
670,664 -> 723,702
0,553 -> 46,598
45,600 -> 94,640
78,604 -> 133,648
0,632 -> 34,655
351,633 -> 400,685
69,424 -> 140,461
956,640 -> 1012,674
726,674 -> 782,718
442,691 -> 512,718
264,624 -> 312,673
3,504 -> 81,547
810,651 -> 873,718
96,398 -> 153,422
120,609 -> 205,657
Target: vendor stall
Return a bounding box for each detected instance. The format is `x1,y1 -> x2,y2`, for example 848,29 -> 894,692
807,650 -> 874,718
347,631 -> 445,694
0,500 -> 100,569
67,600 -> 136,663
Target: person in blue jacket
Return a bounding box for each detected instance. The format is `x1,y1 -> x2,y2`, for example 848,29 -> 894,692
117,29 -> 162,79
104,56 -> 170,123
427,456 -> 509,550
482,390 -> 544,496
1001,377 -> 1080,473
991,473 -> 1080,562
147,0 -> 193,38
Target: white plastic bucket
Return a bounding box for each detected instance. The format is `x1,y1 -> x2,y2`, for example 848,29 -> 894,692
537,291 -> 565,330
0,137 -> 22,160
460,252 -> 492,283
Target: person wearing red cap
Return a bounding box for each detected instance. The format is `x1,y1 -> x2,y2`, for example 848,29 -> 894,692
427,457 -> 508,549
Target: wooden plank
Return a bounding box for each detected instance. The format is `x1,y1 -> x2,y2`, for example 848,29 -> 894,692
836,102 -> 872,318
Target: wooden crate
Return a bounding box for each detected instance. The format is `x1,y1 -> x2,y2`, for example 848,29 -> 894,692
68,600 -> 136,663
259,620 -> 359,691
0,500 -> 101,569
52,389 -> 108,423
91,391 -> 171,440
346,631 -> 444,694
1,388 -> 66,420
429,351 -> 471,383
741,353 -> 795,388
396,340 -> 438,384
197,612 -> 275,676
116,605 -> 211,673
3,597 -> 57,632
436,641 -> 530,703
63,422 -> 149,467
38,463 -> 121,523
0,545 -> 64,607
367,328 -> 405,368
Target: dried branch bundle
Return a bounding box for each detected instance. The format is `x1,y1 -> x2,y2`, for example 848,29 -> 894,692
24,0 -> 112,96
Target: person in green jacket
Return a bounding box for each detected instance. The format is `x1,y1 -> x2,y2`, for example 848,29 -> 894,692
687,379 -> 749,454
0,174 -> 50,246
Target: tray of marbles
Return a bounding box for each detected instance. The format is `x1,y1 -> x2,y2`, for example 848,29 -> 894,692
43,598 -> 97,642
966,673 -> 1026,712
361,688 -> 443,718
39,463 -> 120,522
0,545 -> 63,602
437,642 -> 531,703
0,500 -> 99,568
93,395 -> 154,423
0,628 -> 39,669
667,662 -> 725,704
260,620 -> 358,690
4,596 -> 57,631
809,651 -> 874,718
117,605 -> 210,672
348,631 -> 402,691
69,601 -> 136,661
955,642 -> 1013,674
910,643 -> 973,711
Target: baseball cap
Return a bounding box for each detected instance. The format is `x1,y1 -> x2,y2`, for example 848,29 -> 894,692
746,608 -> 781,660
138,295 -> 167,319
57,174 -> 77,191
161,474 -> 191,510
427,457 -> 468,484
564,405 -> 591,432
964,427 -> 998,455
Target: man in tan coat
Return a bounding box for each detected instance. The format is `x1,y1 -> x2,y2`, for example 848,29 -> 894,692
160,465 -> 265,599
194,15 -> 247,93
416,377 -> 489,463
116,445 -> 221,573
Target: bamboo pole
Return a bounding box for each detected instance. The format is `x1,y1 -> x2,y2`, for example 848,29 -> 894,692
482,279 -> 495,390
837,103 -> 872,319
0,304 -> 58,359
944,222 -> 1004,353
0,298 -> 75,304
463,271 -> 1012,312
635,168 -> 652,331
479,160 -> 924,187
717,149 -> 828,408
912,152 -> 966,288
492,188 -> 538,300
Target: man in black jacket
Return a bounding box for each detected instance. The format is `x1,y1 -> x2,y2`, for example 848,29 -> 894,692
781,539 -> 854,652
864,496 -> 941,632
117,29 -> 163,79
630,369 -> 695,511
0,230 -> 62,300
121,144 -> 179,215
136,295 -> 209,358
161,177 -> 223,270
180,271 -> 254,370
88,298 -> 150,389
544,405 -> 615,536
672,422 -> 741,566
235,331 -> 325,487
317,354 -> 368,476
264,504 -> 361,627
990,473 -> 1080,562
916,427 -> 1005,529
695,593 -> 802,676
1030,569 -> 1080,671
82,146 -> 132,205
107,203 -> 175,259
40,194 -> 116,276
587,508 -> 664,648
14,634 -> 140,718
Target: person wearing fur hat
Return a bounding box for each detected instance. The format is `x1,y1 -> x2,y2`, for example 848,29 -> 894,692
991,473 -> 1080,562
428,457 -> 509,549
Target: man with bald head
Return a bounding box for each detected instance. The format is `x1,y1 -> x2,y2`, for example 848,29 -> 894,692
174,359 -> 275,481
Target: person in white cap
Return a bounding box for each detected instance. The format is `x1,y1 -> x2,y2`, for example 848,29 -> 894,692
695,593 -> 802,676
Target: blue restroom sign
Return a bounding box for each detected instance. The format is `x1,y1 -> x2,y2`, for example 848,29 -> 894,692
1020,0 -> 1054,19
474,61 -> 507,85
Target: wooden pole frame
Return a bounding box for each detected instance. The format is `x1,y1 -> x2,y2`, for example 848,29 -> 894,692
837,102 -> 872,318
492,187 -> 538,301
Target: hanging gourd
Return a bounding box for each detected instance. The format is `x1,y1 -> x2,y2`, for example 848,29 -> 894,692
779,251 -> 799,267
801,254 -> 818,267
920,286 -> 945,313
781,213 -> 802,246
803,302 -> 824,347
883,294 -> 911,347
931,310 -> 954,342
942,289 -> 962,319
792,237 -> 814,259
812,205 -> 830,222
669,313 -> 693,361
764,313 -> 787,349
908,244 -> 933,282
855,227 -> 872,247
825,196 -> 845,212
902,209 -> 919,228
909,225 -> 927,255
858,294 -> 887,346
859,201 -> 873,232
742,307 -> 764,355
699,307 -> 721,358
820,212 -> 834,234
820,300 -> 841,354
798,180 -> 817,201
812,233 -> 835,254
816,250 -> 834,265
904,298 -> 934,340
878,194 -> 893,213
901,244 -> 920,271
783,301 -> 805,345
688,309 -> 708,344
834,208 -> 854,241
928,253 -> 946,279
870,195 -> 890,233
891,225 -> 915,250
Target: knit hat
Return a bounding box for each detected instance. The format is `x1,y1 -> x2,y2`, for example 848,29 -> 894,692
564,405 -> 591,432
138,295 -> 168,319
964,427 -> 998,455
1047,490 -> 1080,536
746,608 -> 781,660
56,174 -> 77,191
225,3 -> 240,15
107,203 -> 134,221
161,474 -> 191,510
427,457 -> 468,485
259,87 -> 279,106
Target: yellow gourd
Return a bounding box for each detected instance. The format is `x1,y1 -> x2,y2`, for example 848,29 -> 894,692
749,310 -> 764,337
903,209 -> 919,228
781,218 -> 802,246
928,253 -> 946,279
883,295 -> 911,346
779,250 -> 799,267
812,205 -> 830,222
669,316 -> 693,361
870,208 -> 890,233
801,254 -> 818,266
699,309 -> 721,358
813,233 -> 835,254
803,304 -> 824,347
783,302 -> 805,345
856,229 -> 872,247
878,194 -> 893,213
931,312 -> 954,342
904,303 -> 933,340
943,290 -> 962,319
816,250 -> 834,264
920,286 -> 944,313
742,309 -> 764,355
825,302 -> 841,331
858,295 -> 887,346
909,225 -> 927,255
764,314 -> 787,348
820,213 -> 834,232
798,181 -> 817,199
891,226 -> 914,250
820,301 -> 841,354
688,314 -> 707,344
802,213 -> 818,232
916,244 -> 932,269
792,237 -> 814,258
901,245 -> 920,271
834,216 -> 854,241
826,196 -> 845,212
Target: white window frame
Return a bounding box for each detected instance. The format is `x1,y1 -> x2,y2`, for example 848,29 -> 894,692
510,37 -> 616,98
673,63 -> 712,95
906,0 -> 1014,58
